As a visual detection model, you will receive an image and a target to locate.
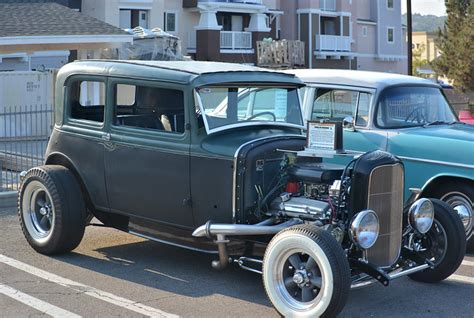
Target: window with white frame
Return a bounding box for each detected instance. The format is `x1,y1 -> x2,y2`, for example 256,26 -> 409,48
387,27 -> 394,43
362,26 -> 368,37
387,0 -> 394,9
164,11 -> 178,33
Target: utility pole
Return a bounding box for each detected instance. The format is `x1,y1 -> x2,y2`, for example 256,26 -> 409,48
407,0 -> 413,75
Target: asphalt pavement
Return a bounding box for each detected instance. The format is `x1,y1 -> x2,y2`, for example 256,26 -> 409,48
1,208 -> 473,318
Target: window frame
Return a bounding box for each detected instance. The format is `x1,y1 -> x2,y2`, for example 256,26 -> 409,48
164,11 -> 178,33
387,0 -> 394,9
387,27 -> 394,44
108,78 -> 188,139
307,84 -> 375,128
64,75 -> 107,129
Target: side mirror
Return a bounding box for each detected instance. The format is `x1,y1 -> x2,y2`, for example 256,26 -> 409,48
343,116 -> 355,131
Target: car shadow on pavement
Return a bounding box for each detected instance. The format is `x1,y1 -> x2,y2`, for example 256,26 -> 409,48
51,236 -> 272,307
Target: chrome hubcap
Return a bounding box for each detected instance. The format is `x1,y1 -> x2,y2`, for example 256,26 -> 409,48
22,180 -> 55,242
441,192 -> 473,235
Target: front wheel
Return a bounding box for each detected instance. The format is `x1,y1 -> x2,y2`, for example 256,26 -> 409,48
262,224 -> 350,318
408,199 -> 466,283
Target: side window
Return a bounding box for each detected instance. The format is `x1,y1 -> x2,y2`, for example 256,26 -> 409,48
68,80 -> 105,123
312,89 -> 358,121
356,93 -> 371,127
114,84 -> 185,134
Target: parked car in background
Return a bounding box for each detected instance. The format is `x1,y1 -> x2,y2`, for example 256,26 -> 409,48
459,110 -> 474,125
286,69 -> 474,250
18,61 -> 466,317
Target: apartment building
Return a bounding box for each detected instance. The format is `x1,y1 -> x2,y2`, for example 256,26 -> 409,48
81,0 -> 407,73
412,31 -> 440,62
279,0 -> 407,73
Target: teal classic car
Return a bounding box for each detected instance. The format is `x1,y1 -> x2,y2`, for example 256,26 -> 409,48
287,69 -> 474,249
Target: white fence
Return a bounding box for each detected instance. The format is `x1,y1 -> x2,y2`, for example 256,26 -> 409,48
0,71 -> 55,190
220,31 -> 252,50
315,35 -> 351,52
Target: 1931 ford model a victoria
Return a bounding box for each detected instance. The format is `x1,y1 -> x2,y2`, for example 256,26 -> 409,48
19,61 -> 465,317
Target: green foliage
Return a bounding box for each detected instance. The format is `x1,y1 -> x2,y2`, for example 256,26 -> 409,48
412,43 -> 429,76
432,0 -> 473,91
402,13 -> 446,32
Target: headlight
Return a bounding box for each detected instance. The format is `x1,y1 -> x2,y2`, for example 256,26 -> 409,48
350,210 -> 380,249
409,198 -> 434,234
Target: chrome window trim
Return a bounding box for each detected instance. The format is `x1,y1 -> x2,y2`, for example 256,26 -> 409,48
232,134 -> 305,223
340,150 -> 474,170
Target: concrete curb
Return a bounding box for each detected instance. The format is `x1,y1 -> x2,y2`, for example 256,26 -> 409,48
0,191 -> 18,210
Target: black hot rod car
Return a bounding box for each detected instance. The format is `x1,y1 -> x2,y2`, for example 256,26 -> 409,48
19,61 -> 465,317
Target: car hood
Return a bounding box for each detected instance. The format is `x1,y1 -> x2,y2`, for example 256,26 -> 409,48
388,124 -> 474,166
199,127 -> 304,158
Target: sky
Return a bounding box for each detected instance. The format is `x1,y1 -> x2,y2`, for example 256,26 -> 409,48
401,0 -> 447,16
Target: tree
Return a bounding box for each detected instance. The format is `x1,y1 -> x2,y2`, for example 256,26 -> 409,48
432,0 -> 473,91
412,43 -> 428,76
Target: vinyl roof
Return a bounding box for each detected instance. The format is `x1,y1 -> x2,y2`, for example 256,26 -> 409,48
284,69 -> 439,90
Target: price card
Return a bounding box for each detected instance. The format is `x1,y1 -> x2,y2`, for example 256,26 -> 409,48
306,122 -> 338,151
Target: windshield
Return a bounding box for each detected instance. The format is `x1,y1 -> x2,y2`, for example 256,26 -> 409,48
376,86 -> 457,128
196,86 -> 303,133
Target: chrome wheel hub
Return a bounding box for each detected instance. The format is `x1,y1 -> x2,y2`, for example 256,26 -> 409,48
21,180 -> 55,242
442,192 -> 473,235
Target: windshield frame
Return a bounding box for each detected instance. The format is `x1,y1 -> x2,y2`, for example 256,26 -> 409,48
373,84 -> 459,130
194,84 -> 305,135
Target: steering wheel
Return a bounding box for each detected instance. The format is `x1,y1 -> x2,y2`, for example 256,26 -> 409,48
246,111 -> 276,121
404,107 -> 426,123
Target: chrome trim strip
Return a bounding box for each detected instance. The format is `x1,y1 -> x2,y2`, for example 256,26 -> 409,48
342,150 -> 474,170
231,134 -> 305,223
128,230 -> 218,254
397,155 -> 474,170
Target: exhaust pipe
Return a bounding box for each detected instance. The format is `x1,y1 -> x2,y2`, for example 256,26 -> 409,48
193,219 -> 301,270
192,219 -> 299,238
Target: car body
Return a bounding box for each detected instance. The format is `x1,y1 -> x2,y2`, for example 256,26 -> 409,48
286,69 -> 474,247
18,61 -> 466,317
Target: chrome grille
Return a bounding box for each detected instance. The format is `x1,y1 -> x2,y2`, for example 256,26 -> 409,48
366,163 -> 404,267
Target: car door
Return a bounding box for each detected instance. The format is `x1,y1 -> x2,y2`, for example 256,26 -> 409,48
61,76 -> 109,211
305,85 -> 387,165
103,79 -> 192,228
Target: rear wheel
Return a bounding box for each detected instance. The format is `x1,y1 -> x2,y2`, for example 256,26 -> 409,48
408,199 -> 466,283
431,181 -> 474,251
18,165 -> 86,255
262,224 -> 350,318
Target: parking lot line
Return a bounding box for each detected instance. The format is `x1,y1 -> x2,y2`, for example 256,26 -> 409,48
461,260 -> 474,267
0,254 -> 178,318
0,282 -> 81,318
448,274 -> 474,284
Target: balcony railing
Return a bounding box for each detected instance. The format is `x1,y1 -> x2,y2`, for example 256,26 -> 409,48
187,31 -> 253,51
315,35 -> 351,52
320,0 -> 336,11
220,31 -> 252,50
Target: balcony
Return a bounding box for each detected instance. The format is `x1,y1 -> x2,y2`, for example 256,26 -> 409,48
315,35 -> 351,52
220,31 -> 252,50
187,31 -> 253,53
183,0 -> 262,7
320,0 -> 336,11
